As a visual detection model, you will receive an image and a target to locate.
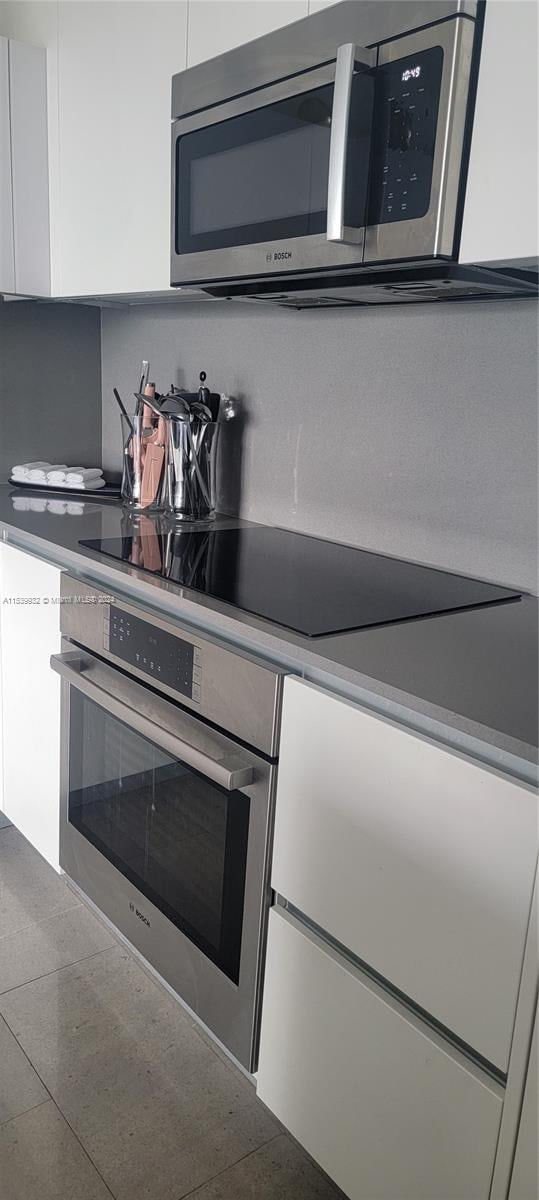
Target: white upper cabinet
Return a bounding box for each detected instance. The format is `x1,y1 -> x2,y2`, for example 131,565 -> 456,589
56,1 -> 188,296
186,1 -> 308,68
0,32 -> 49,295
1,0 -> 310,296
8,38 -> 50,295
459,0 -> 539,265
0,37 -> 15,293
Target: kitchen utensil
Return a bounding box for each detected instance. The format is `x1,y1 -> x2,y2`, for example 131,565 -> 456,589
159,393 -> 191,418
197,371 -> 221,421
140,416 -> 167,509
142,382 -> 161,432
113,387 -> 133,431
138,359 -> 150,397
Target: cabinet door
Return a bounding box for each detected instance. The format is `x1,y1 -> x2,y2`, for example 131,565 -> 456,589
9,39 -> 50,295
273,677 -> 538,1073
0,546 -> 61,869
258,907 -> 503,1200
459,0 -> 539,264
0,36 -> 15,293
57,1 -> 187,296
187,1 -> 308,67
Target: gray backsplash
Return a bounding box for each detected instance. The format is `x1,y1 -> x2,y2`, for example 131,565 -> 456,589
101,298 -> 538,592
0,299 -> 102,482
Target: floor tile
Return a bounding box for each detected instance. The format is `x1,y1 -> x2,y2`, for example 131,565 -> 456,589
0,902 -> 116,993
0,1013 -> 47,1126
0,811 -> 12,829
0,945 -> 279,1200
0,826 -> 79,938
183,1133 -> 344,1199
0,1100 -> 112,1199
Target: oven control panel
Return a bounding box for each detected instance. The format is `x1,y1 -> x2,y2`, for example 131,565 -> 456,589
105,606 -> 200,702
369,45 -> 444,226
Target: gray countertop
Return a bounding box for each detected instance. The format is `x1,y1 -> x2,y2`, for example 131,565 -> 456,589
0,485 -> 537,784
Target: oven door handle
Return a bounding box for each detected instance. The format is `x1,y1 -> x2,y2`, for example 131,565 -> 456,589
327,42 -> 376,244
51,651 -> 254,792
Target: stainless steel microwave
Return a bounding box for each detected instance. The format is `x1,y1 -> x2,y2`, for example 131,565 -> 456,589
171,1 -> 481,292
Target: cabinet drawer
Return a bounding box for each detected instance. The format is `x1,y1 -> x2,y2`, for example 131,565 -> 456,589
272,678 -> 538,1072
258,907 -> 503,1200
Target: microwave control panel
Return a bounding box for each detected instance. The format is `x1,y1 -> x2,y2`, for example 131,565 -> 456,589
369,45 -> 444,226
105,606 -> 200,702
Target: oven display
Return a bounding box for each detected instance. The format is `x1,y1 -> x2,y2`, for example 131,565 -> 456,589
107,607 -> 197,700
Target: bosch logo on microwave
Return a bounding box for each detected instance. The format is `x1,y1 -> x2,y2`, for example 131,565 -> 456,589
129,901 -> 150,928
265,250 -> 293,262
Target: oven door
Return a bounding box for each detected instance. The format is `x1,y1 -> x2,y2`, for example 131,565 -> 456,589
52,646 -> 275,1071
171,43 -> 376,286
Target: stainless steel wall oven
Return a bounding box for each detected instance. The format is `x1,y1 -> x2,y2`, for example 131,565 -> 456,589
52,575 -> 285,1072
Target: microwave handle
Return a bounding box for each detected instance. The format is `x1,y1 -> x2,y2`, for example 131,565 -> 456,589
51,651 -> 254,792
327,42 -> 376,244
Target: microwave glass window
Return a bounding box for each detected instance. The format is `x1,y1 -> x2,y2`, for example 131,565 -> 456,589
176,75 -> 372,254
368,46 -> 444,226
67,693 -> 249,983
189,124 -> 330,236
176,84 -> 333,252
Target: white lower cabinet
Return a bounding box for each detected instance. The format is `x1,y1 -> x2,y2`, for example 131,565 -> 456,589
272,678 -> 538,1074
0,545 -> 61,868
508,1010 -> 538,1200
258,906 -> 503,1200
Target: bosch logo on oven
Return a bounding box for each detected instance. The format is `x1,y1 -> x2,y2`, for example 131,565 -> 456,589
129,901 -> 150,928
266,250 -> 292,262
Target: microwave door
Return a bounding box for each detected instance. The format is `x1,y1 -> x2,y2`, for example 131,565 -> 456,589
171,46 -> 375,287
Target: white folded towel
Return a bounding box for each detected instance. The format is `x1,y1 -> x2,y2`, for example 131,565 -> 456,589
12,497 -> 31,511
65,468 -> 103,484
47,500 -> 68,515
69,478 -> 106,491
12,461 -> 50,479
29,498 -> 47,512
28,464 -> 67,482
66,502 -> 85,516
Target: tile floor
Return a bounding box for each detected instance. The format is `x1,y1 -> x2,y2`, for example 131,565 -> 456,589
0,818 -> 343,1200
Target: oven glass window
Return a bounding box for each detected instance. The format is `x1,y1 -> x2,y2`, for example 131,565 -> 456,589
68,693 -> 249,984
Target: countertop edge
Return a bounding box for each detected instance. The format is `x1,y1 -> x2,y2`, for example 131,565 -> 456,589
1,518 -> 537,788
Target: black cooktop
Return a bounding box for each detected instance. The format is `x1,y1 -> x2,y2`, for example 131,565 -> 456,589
80,526 -> 520,638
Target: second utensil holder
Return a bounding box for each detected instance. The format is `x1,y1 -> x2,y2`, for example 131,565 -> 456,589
159,418 -> 220,520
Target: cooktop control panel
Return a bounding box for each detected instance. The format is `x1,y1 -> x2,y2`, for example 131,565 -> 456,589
370,45 -> 443,225
105,605 -> 200,702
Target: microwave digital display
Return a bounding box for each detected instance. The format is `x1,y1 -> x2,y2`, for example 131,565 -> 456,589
402,66 -> 422,83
